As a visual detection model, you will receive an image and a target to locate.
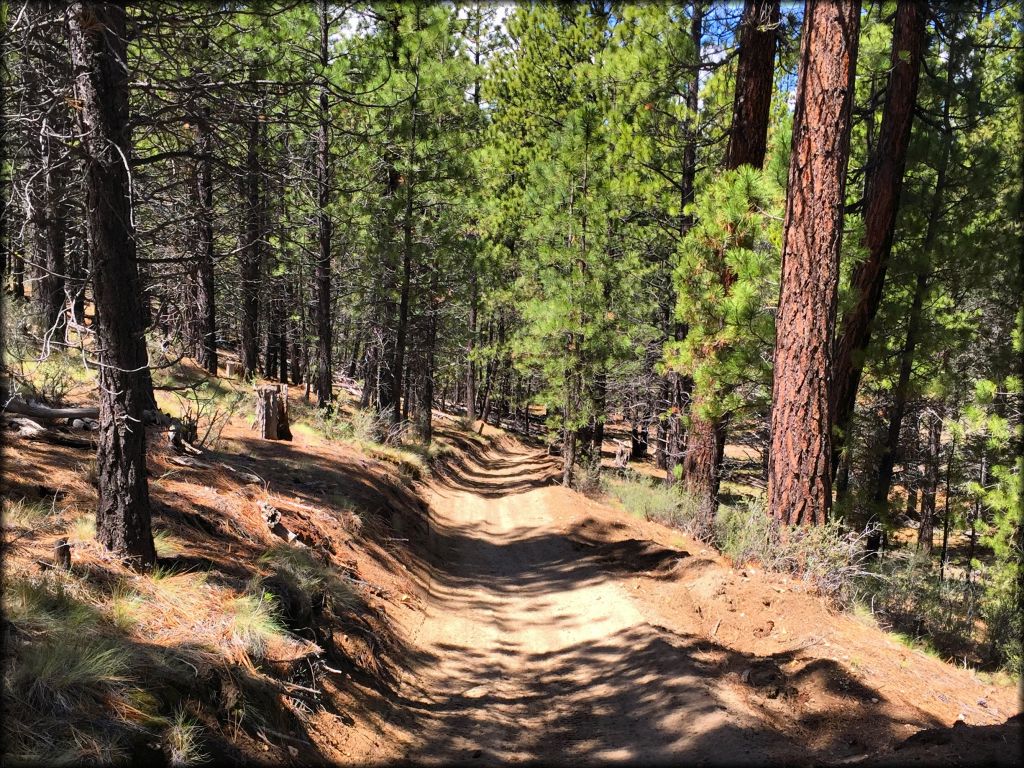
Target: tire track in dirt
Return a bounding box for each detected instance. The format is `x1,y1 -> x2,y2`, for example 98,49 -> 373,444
397,444 -> 804,765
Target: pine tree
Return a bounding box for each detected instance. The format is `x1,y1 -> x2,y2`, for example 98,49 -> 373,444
67,1 -> 156,567
767,0 -> 860,526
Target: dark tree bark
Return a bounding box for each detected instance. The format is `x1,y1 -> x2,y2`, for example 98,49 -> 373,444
38,138 -> 69,335
725,0 -> 782,175
682,0 -> 779,510
830,0 -> 927,479
866,20 -> 959,551
767,0 -> 860,526
67,0 -> 155,567
240,68 -> 263,378
465,270 -> 478,423
562,422 -> 577,487
315,0 -> 333,409
193,108 -> 217,374
917,408 -> 942,553
938,436 -> 955,581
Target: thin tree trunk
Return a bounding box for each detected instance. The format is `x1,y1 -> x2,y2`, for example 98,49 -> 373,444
562,420 -> 577,487
767,0 -> 860,526
938,436 -> 955,581
831,0 -> 928,480
315,0 -> 333,408
662,2 -> 703,485
67,1 -> 155,567
964,456 -> 984,587
871,269 -> 928,542
466,270 -> 478,423
240,70 -> 262,377
916,408 -> 942,553
194,108 -> 217,374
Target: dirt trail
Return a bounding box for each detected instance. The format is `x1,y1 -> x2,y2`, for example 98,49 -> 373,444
394,443 -> 805,765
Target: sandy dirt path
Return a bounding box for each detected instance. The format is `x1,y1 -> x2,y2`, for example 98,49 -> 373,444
395,444 -> 804,766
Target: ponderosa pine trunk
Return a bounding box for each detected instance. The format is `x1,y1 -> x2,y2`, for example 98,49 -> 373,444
682,0 -> 779,512
683,409 -> 730,540
240,74 -> 262,378
830,0 -> 927,480
767,0 -> 860,526
315,0 -> 333,409
67,0 -> 156,567
725,0 -> 781,175
39,134 -> 68,337
194,107 -> 217,374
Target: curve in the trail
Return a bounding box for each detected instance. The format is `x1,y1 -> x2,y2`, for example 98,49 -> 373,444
398,446 -> 802,766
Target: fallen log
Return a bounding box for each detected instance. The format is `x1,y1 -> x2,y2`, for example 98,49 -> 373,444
3,416 -> 95,449
3,399 -> 99,421
3,398 -> 167,427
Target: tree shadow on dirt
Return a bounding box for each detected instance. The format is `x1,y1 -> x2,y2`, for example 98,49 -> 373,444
395,617 -> 960,767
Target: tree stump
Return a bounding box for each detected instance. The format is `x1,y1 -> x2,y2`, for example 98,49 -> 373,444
614,440 -> 630,469
225,361 -> 241,378
54,538 -> 72,570
255,384 -> 292,441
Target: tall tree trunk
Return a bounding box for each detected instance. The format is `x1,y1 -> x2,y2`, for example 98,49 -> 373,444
315,0 -> 333,408
938,436 -> 955,581
917,408 -> 942,553
240,73 -> 262,378
725,0 -> 782,174
866,22 -> 958,550
392,59 -> 419,427
194,109 -> 217,374
663,2 -> 704,483
767,0 -> 860,526
562,427 -> 577,487
39,138 -> 68,336
831,0 -> 928,480
67,0 -> 155,567
683,410 -> 730,540
680,0 -> 778,509
465,270 -> 478,423
868,269 -> 928,551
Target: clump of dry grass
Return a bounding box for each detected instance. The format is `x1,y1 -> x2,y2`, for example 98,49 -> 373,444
2,576 -> 156,765
260,543 -> 358,616
226,587 -> 286,658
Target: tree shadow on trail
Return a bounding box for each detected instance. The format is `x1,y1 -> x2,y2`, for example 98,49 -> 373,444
396,617 -> 955,767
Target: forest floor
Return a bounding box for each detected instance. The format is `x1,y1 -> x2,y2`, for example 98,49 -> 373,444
2,364 -> 1020,765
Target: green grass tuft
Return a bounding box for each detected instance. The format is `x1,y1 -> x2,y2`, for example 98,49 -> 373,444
227,589 -> 286,658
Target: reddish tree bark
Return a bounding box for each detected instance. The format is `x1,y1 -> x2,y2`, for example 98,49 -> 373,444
767,0 -> 860,526
683,406 -> 730,539
830,0 -> 927,479
67,0 -> 156,567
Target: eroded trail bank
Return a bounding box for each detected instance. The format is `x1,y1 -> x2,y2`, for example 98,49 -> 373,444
376,438 -> 1019,766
